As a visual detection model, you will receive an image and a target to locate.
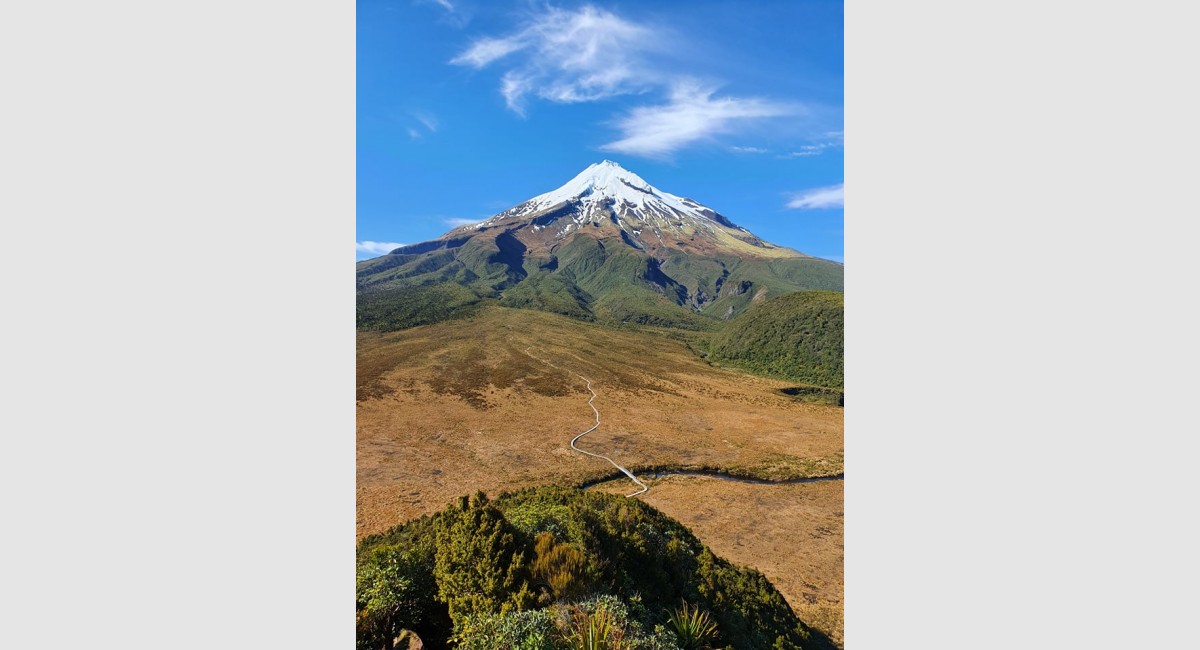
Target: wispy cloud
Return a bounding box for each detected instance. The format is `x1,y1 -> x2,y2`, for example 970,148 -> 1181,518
442,217 -> 481,227
601,82 -> 795,158
455,37 -> 528,68
356,241 -> 405,256
786,183 -> 844,209
500,72 -> 533,115
784,146 -> 823,157
729,146 -> 768,154
406,111 -> 440,139
451,5 -> 661,114
782,131 -> 844,158
420,0 -> 469,28
783,144 -> 835,157
415,112 -> 439,132
450,4 -> 816,157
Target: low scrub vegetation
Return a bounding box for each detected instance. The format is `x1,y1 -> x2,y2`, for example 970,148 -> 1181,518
779,385 -> 843,406
356,284 -> 485,331
357,487 -> 834,650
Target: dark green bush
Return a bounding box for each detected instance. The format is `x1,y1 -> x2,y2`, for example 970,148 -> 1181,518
357,486 -> 833,649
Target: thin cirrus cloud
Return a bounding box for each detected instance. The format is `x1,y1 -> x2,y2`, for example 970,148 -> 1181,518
407,111 -> 440,139
442,217 -> 481,227
423,0 -> 465,26
415,112 -> 439,132
450,4 -> 806,158
786,183 -> 844,209
600,83 -> 795,158
784,145 -> 828,157
782,131 -> 844,158
356,241 -> 405,256
451,5 -> 659,115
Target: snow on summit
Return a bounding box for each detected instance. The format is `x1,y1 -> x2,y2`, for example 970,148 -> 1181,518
471,161 -> 744,234
435,160 -> 807,260
530,160 -> 696,216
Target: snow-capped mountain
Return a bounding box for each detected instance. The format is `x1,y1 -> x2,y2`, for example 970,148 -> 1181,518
450,160 -> 789,258
357,162 -> 842,329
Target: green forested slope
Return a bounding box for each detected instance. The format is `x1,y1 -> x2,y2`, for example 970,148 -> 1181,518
355,230 -> 843,333
707,291 -> 844,389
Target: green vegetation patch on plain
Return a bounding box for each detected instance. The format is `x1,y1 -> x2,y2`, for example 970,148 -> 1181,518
576,453 -> 845,488
779,385 -> 843,407
706,291 -> 844,389
357,486 -> 835,650
725,453 -> 845,482
356,283 -> 485,331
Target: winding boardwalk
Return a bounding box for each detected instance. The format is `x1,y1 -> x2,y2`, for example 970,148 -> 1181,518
524,346 -> 649,497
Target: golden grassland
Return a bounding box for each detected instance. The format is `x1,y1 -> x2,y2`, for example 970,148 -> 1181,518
357,305 -> 844,644
593,475 -> 843,647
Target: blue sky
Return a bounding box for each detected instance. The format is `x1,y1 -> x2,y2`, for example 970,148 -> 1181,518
357,0 -> 843,261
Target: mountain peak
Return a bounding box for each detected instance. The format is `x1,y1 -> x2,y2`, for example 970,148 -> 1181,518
472,160 -> 741,232
360,162 -> 842,327
451,162 -> 810,261
588,159 -> 637,177
555,160 -> 656,199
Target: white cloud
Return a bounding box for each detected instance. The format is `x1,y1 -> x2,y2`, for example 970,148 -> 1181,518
500,72 -> 533,115
451,5 -> 660,111
404,112 -> 439,138
782,132 -> 844,158
414,112 -> 439,132
449,5 -> 811,156
420,0 -> 468,28
600,83 -> 795,158
786,184 -> 844,209
356,241 -> 406,256
442,217 -> 481,227
453,36 -> 527,67
784,146 -> 823,157
783,143 -> 835,157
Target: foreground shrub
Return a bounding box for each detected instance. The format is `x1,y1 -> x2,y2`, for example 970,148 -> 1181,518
355,544 -> 438,650
433,492 -> 534,628
357,486 -> 834,649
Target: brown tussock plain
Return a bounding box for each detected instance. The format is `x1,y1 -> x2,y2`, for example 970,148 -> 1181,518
357,305 -> 843,645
